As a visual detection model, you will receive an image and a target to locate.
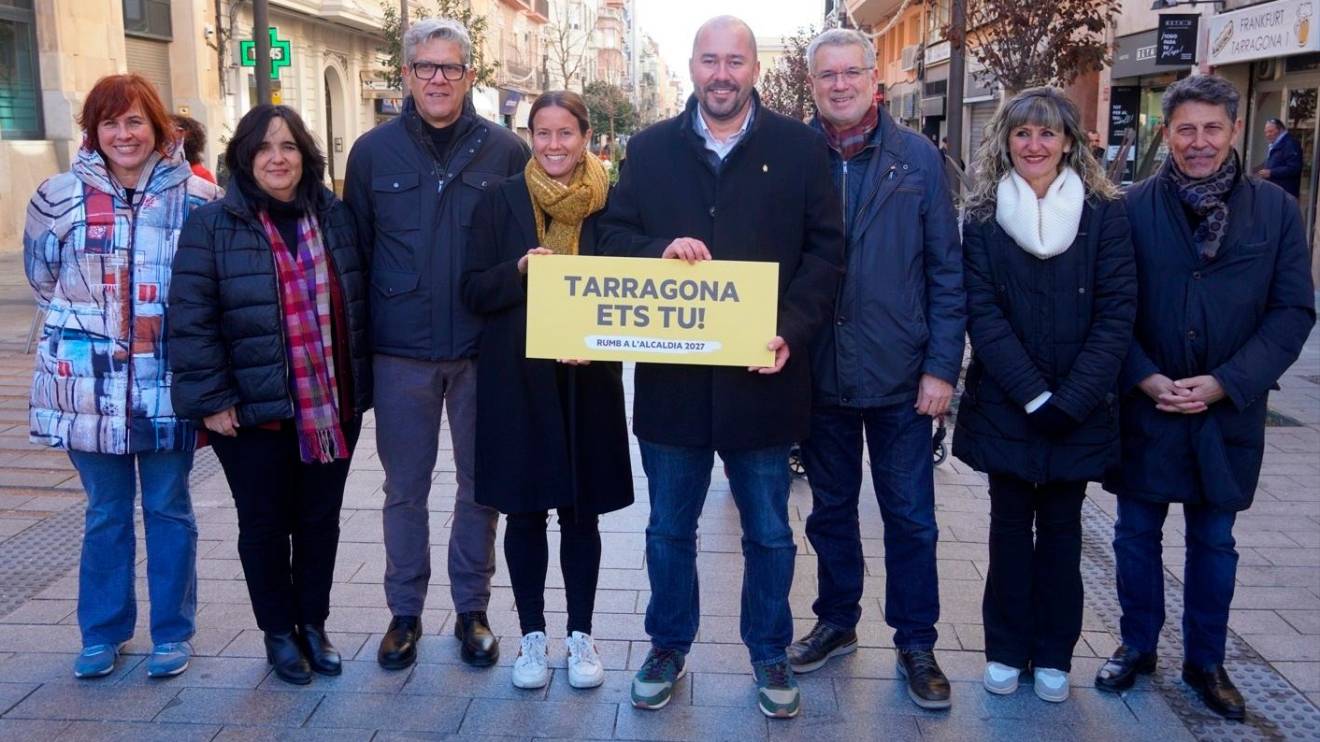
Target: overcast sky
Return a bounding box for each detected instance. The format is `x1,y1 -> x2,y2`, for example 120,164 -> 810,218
635,0 -> 822,93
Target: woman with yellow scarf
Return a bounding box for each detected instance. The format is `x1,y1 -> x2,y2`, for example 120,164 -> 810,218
461,91 -> 633,692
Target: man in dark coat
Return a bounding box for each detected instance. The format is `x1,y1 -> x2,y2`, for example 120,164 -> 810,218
786,28 -> 963,711
343,17 -> 529,671
1255,117 -> 1304,198
1098,75 -> 1316,721
598,16 -> 844,719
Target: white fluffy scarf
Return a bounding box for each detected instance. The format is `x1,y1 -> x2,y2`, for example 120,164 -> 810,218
995,168 -> 1084,259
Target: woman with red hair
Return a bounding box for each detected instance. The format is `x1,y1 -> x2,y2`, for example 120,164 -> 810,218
23,73 -> 222,680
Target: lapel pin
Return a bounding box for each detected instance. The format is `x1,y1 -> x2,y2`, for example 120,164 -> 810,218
762,164 -> 769,173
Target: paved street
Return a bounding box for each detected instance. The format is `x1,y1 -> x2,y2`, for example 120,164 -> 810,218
0,252 -> 1315,740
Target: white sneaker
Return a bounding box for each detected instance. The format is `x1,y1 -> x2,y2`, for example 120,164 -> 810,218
1033,667 -> 1070,702
983,661 -> 1021,695
512,631 -> 550,689
565,631 -> 605,689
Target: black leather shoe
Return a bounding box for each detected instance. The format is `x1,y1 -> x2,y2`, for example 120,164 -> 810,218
896,649 -> 952,710
298,624 -> 342,676
264,631 -> 312,685
378,615 -> 422,670
787,622 -> 858,673
454,611 -> 499,667
1095,644 -> 1158,692
1183,663 -> 1246,721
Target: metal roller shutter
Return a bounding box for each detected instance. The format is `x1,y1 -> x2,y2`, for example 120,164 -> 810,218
968,101 -> 997,162
125,36 -> 173,109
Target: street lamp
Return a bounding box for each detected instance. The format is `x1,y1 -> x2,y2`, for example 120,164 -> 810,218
1150,0 -> 1222,9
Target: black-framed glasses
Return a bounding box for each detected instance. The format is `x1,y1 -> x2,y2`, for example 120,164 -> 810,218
411,61 -> 467,81
813,67 -> 875,85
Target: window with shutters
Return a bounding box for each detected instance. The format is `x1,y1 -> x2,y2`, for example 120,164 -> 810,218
123,0 -> 171,41
0,0 -> 42,139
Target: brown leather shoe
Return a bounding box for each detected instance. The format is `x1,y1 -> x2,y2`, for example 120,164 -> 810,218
896,649 -> 951,710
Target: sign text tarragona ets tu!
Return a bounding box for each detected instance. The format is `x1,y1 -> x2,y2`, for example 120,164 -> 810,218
560,275 -> 742,329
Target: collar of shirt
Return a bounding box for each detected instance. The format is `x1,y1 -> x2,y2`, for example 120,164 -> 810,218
694,102 -> 755,161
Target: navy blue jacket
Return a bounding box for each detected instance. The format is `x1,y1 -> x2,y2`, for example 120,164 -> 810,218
953,196 -> 1136,484
1103,171 -> 1315,510
808,107 -> 964,407
598,95 -> 845,449
1263,131 -> 1303,198
343,97 -> 529,361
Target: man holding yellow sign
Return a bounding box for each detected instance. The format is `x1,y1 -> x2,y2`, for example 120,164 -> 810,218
592,15 -> 844,720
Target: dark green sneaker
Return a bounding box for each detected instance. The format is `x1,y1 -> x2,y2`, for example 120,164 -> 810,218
754,660 -> 801,718
630,648 -> 687,710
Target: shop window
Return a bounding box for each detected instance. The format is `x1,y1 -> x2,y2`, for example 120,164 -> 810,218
0,0 -> 42,139
123,0 -> 171,41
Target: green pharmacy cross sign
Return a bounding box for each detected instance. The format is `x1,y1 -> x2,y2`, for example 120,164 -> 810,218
240,27 -> 292,80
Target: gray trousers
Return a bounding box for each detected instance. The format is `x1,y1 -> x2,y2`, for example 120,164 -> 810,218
374,354 -> 499,616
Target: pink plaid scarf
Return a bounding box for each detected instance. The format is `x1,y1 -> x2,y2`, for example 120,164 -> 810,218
260,210 -> 347,463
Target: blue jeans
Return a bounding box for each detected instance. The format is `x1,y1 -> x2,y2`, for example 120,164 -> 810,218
1113,495 -> 1238,667
68,450 -> 197,647
639,440 -> 796,666
801,403 -> 940,650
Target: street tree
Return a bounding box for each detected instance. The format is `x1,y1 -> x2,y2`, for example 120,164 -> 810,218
545,0 -> 596,92
760,26 -> 816,123
947,0 -> 1119,94
584,80 -> 639,143
378,0 -> 498,90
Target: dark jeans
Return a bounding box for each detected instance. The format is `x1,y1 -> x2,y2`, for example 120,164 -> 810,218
1113,495 -> 1239,667
801,403 -> 940,650
503,508 -> 601,636
983,474 -> 1086,671
211,417 -> 362,633
639,440 -> 795,666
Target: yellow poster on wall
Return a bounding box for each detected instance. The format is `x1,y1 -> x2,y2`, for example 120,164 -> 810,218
525,255 -> 779,367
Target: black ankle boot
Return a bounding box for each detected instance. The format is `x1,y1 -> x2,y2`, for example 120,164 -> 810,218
265,631 -> 312,685
298,624 -> 342,676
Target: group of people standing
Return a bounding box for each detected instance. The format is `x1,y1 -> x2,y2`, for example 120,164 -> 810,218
22,11 -> 1314,726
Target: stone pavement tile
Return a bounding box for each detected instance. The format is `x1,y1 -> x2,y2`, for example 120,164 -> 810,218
613,703 -> 768,741
4,684 -> 178,722
766,711 -> 920,742
1242,633 -> 1320,662
544,669 -> 668,708
1232,586 -> 1320,610
0,719 -> 69,741
154,687 -> 322,727
1280,610 -> 1320,634
0,651 -> 145,685
458,697 -> 617,738
1228,609 -> 1297,635
220,629 -> 369,664
1255,548 -> 1320,567
213,727 -> 375,741
0,683 -> 36,715
306,691 -> 470,733
114,656 -> 271,689
54,721 -> 219,741
0,599 -> 75,625
403,661 -> 549,700
689,672 -> 837,717
1271,661 -> 1320,692
1235,565 -> 1320,588
0,624 -> 81,652
0,518 -> 39,538
189,627 -> 243,657
256,659 -> 411,694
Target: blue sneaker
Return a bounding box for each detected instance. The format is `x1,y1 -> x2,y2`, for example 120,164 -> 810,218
753,660 -> 801,719
73,644 -> 119,679
146,641 -> 192,678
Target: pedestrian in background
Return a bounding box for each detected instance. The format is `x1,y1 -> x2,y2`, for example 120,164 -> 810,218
462,90 -> 633,692
954,86 -> 1136,703
24,73 -> 221,680
173,114 -> 216,184
1099,75 -> 1315,721
343,17 -> 529,671
169,104 -> 371,685
1255,117 -> 1303,198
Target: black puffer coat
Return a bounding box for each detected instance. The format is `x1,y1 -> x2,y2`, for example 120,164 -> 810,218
168,182 -> 372,425
953,195 -> 1137,484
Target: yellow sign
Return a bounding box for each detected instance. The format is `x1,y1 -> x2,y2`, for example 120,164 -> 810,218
525,255 -> 779,367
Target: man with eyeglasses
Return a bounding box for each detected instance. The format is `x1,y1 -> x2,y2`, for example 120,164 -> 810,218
343,17 -> 528,671
787,28 -> 963,711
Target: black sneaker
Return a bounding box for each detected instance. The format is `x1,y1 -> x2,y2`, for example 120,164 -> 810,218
896,648 -> 952,710
787,622 -> 858,673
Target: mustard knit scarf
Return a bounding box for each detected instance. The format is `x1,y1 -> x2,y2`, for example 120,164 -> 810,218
524,153 -> 609,255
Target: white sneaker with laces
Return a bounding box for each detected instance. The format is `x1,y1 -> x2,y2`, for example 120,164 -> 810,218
565,631 -> 605,689
983,661 -> 1021,695
512,631 -> 550,689
1033,666 -> 1070,702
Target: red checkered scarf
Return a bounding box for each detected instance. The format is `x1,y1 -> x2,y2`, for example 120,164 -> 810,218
821,104 -> 879,161
259,210 -> 347,463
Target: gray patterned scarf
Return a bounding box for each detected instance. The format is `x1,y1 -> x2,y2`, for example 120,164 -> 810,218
1162,153 -> 1239,260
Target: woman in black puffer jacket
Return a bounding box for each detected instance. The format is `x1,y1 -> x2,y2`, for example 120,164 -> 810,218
168,105 -> 370,686
952,87 -> 1136,703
